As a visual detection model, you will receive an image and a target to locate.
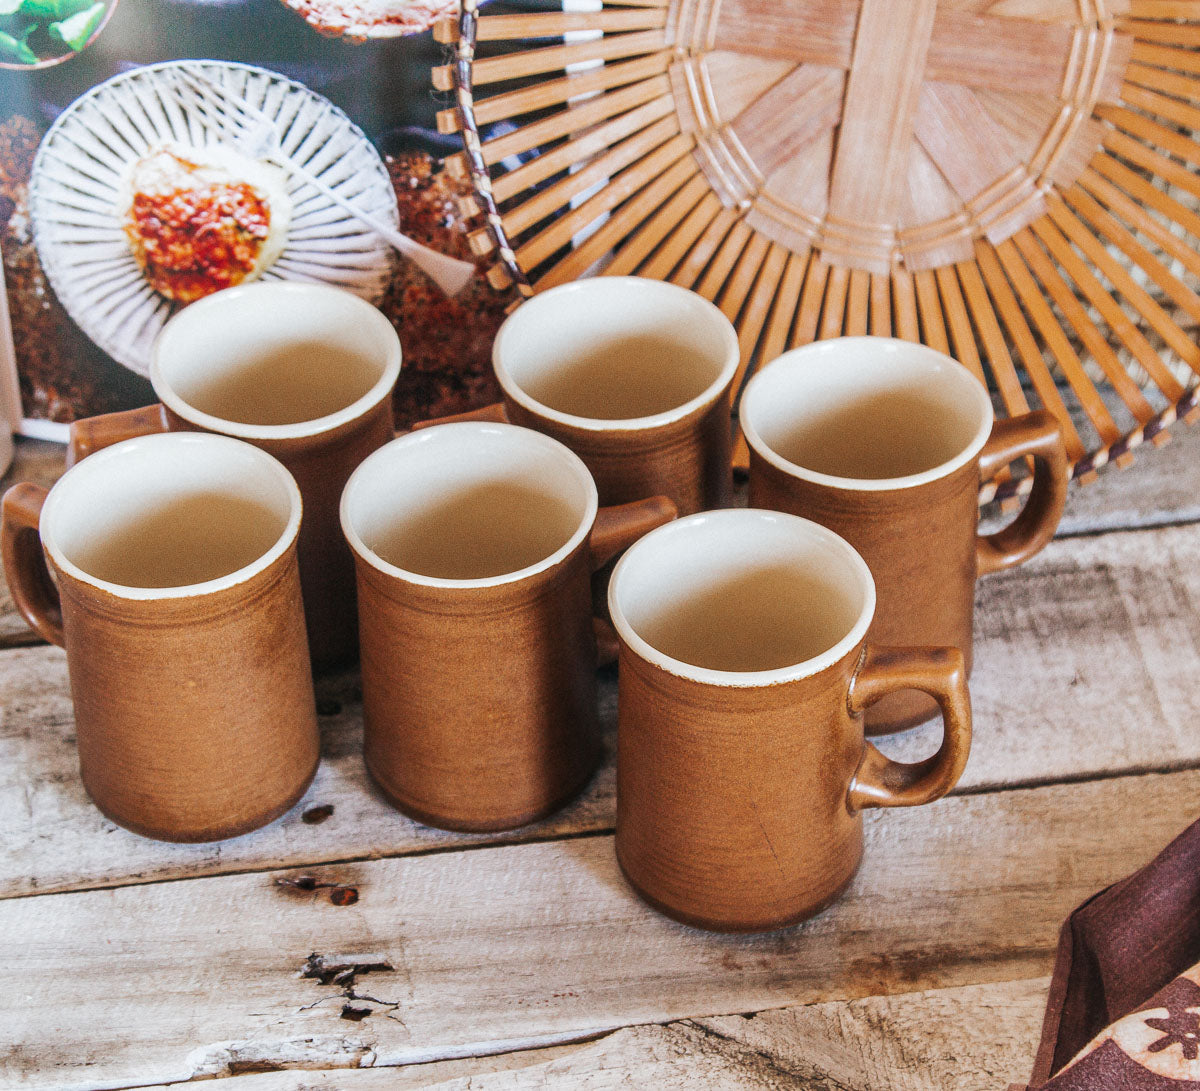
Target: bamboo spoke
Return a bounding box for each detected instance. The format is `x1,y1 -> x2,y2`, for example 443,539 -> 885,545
461,53 -> 672,131
669,207 -> 744,290
1030,215 -> 1180,405
534,156 -> 700,291
604,175 -> 711,278
759,249 -> 809,366
482,78 -> 673,168
443,0 -> 1199,489
695,219 -> 755,301
817,264 -> 850,339
1064,180 -> 1200,326
516,135 -> 693,271
503,116 -> 678,236
993,238 -> 1122,448
869,273 -> 892,337
845,269 -> 871,336
440,30 -> 668,90
1045,193 -> 1195,390
934,265 -> 985,385
792,256 -> 831,346
729,240 -> 789,391
914,268 -> 950,355
1014,228 -> 1153,439
891,266 -> 920,342
638,191 -> 724,281
972,243 -> 1087,463
1080,164 -> 1200,288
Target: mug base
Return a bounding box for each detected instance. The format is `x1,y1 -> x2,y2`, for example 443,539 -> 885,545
366,749 -> 601,834
614,846 -> 861,934
82,758 -> 319,843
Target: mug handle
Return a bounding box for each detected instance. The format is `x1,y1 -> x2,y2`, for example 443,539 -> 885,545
1,484 -> 64,647
589,496 -> 677,665
409,402 -> 508,431
976,410 -> 1068,576
67,404 -> 171,467
846,645 -> 971,810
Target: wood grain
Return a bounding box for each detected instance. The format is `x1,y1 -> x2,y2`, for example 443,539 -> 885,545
4,767 -> 1193,1088
4,513 -> 1200,898
130,976 -> 1048,1090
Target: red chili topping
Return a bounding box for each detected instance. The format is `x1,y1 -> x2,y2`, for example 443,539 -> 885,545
125,182 -> 271,303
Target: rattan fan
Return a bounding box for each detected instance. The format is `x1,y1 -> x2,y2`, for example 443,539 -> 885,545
434,0 -> 1200,498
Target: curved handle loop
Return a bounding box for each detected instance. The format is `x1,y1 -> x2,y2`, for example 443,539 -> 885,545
977,410 -> 1068,576
847,645 -> 971,811
1,484 -> 64,647
588,496 -> 677,572
409,401 -> 509,432
67,404 -> 171,468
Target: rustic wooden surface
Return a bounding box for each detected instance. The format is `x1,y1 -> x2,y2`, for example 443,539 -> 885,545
1,422 -> 1198,1088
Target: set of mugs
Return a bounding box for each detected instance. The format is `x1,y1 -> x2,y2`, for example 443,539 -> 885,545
1,276 -> 1068,932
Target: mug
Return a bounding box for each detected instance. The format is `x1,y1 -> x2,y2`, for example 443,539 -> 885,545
423,276 -> 739,515
608,509 -> 972,933
66,281 -> 403,669
341,421 -> 676,832
1,432 -> 319,842
741,337 -> 1068,735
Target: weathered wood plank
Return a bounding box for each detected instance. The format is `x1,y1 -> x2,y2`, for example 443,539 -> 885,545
3,768 -> 1190,1089
4,517 -> 1200,898
130,976 -> 1049,1090
0,659 -> 617,898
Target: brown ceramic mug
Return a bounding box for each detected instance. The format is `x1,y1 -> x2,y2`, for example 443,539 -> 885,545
608,509 -> 972,933
421,276 -> 739,515
0,432 -> 319,842
66,281 -> 403,670
741,337 -> 1068,735
340,420 -> 677,832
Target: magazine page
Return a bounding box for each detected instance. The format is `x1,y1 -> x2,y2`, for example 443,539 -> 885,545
0,0 -> 513,441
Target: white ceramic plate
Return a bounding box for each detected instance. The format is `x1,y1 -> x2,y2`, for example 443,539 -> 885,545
28,59 -> 397,376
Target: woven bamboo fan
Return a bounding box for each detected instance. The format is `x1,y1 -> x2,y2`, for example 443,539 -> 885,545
434,0 -> 1200,498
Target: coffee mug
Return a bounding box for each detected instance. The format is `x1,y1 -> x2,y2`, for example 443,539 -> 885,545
741,337 -> 1068,735
609,509 -> 972,932
421,277 -> 739,515
1,432 -> 319,842
66,281 -> 403,669
341,421 -> 676,832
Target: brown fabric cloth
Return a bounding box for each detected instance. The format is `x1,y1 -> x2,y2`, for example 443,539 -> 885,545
1020,815 -> 1200,1089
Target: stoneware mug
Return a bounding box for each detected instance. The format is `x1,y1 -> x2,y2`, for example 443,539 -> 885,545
741,336 -> 1068,735
608,508 -> 972,933
0,432 -> 319,842
421,276 -> 740,515
66,281 -> 403,670
340,420 -> 676,832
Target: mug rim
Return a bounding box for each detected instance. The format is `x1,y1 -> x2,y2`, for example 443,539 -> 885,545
740,336 -> 995,492
491,276 -> 740,433
40,431 -> 303,602
150,281 -> 402,442
340,421 -> 600,590
608,508 -> 876,688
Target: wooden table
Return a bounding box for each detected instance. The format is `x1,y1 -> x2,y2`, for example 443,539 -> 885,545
3,423 -> 1199,1090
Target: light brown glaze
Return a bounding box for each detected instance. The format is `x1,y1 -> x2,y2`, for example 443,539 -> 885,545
355,497 -> 675,833
68,398 -> 395,670
749,410 -> 1067,734
615,640 -> 970,933
0,483 -> 319,843
413,395 -> 734,515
